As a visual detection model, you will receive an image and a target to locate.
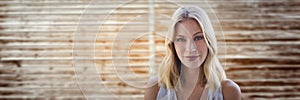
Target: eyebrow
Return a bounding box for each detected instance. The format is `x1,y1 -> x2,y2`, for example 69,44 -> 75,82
193,32 -> 203,36
175,31 -> 203,37
175,35 -> 184,37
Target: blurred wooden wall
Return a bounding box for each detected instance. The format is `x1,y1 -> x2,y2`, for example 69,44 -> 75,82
0,0 -> 299,100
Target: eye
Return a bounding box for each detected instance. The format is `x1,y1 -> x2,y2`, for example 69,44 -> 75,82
194,36 -> 203,41
176,38 -> 185,42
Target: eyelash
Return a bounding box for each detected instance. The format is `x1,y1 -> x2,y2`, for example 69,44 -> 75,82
194,36 -> 203,41
176,38 -> 185,42
176,36 -> 203,42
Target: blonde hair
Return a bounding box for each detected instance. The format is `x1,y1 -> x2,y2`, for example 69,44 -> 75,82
158,6 -> 226,96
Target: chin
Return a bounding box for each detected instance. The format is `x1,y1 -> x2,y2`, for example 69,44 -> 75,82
183,61 -> 204,69
182,62 -> 202,69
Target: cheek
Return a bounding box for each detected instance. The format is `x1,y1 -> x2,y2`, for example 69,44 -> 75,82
195,41 -> 208,54
174,44 -> 185,57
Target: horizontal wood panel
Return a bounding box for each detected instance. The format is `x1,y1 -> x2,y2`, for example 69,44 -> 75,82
0,0 -> 299,99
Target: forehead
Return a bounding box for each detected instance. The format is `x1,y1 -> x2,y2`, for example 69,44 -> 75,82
175,18 -> 202,35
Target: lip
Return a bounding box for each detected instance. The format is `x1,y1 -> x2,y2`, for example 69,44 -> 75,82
185,56 -> 199,61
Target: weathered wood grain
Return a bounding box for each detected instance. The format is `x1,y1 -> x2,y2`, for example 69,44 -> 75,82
0,0 -> 299,99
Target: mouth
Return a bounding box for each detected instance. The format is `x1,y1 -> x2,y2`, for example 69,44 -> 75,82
184,55 -> 199,61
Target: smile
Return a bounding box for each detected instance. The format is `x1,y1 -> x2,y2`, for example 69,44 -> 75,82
185,56 -> 199,61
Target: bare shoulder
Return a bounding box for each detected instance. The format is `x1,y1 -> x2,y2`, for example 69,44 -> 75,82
222,79 -> 242,100
144,76 -> 160,100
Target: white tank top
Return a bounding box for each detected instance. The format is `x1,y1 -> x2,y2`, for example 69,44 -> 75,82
156,84 -> 223,100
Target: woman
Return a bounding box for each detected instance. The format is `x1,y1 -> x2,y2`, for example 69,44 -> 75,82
144,6 -> 241,100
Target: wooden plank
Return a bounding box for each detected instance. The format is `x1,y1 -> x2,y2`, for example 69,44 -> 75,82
0,0 -> 299,99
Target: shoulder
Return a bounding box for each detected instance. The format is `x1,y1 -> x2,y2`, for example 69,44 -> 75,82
144,76 -> 160,100
221,79 -> 242,100
147,76 -> 159,87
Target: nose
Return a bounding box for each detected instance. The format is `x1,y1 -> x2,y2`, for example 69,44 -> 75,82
186,40 -> 197,52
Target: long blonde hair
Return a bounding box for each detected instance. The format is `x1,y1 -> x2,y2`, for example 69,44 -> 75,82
158,6 -> 226,96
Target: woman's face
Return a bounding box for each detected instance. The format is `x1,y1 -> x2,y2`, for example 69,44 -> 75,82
174,18 -> 208,69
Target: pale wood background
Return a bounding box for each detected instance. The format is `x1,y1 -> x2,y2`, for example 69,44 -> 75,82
0,0 -> 299,100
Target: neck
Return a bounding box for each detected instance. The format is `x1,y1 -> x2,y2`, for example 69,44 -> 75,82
180,64 -> 203,88
177,64 -> 204,100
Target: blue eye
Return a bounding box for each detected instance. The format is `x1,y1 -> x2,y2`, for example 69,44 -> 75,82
194,36 -> 203,41
176,38 -> 185,42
